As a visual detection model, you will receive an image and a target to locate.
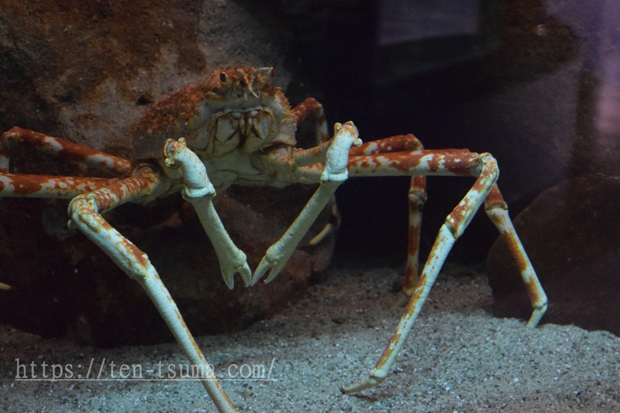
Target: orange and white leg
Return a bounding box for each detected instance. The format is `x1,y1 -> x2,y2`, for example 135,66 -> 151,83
351,134 -> 428,296
0,126 -> 133,175
0,128 -> 131,198
67,167 -> 237,413
484,185 -> 547,326
0,173 -> 118,198
403,175 -> 427,295
291,97 -> 330,144
348,133 -> 424,156
342,150 -> 546,393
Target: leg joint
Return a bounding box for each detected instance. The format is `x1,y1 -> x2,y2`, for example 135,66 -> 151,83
408,190 -> 426,210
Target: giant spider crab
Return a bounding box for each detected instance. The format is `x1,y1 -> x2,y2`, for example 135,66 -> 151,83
0,67 -> 547,412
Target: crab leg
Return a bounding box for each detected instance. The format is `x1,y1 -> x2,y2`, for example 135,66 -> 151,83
163,138 -> 252,289
342,152 -> 499,393
0,127 -> 133,175
403,175 -> 427,294
341,150 -> 547,394
349,133 -> 424,155
67,166 -> 237,413
484,185 -> 547,326
302,133 -> 429,249
252,121 -> 362,285
350,134 -> 427,295
291,97 -> 330,144
290,98 -> 339,246
347,150 -> 546,314
0,173 -> 118,198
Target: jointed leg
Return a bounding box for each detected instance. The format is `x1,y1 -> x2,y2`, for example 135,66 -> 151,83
403,176 -> 427,295
67,167 -> 237,413
0,127 -> 133,198
252,122 -> 362,285
291,98 -> 330,144
341,147 -> 546,394
305,201 -> 341,247
484,185 -> 547,326
349,133 -> 423,156
291,98 -> 339,246
350,134 -> 427,296
0,174 -> 118,198
342,153 -> 501,394
1,126 -> 133,175
163,138 -> 252,290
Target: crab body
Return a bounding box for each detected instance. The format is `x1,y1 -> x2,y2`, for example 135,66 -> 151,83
133,67 -> 298,191
0,67 -> 548,413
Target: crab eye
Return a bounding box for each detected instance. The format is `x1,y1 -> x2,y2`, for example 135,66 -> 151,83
220,72 -> 229,83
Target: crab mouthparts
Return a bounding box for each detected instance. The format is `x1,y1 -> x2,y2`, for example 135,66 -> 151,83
211,110 -> 273,154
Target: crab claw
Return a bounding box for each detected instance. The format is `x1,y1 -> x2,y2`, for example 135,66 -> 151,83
221,260 -> 253,290
251,246 -> 290,286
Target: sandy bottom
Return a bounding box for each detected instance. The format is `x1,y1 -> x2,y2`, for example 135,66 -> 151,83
1,262 -> 619,412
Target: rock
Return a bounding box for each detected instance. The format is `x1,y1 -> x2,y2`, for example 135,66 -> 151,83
0,1 -> 337,346
487,174 -> 620,334
0,0 -> 291,156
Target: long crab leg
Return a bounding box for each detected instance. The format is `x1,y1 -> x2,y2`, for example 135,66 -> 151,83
303,133 -> 428,252
291,98 -> 339,246
350,134 -> 427,295
163,137 -> 253,289
349,134 -> 424,155
341,150 -> 547,394
0,127 -> 131,289
67,166 -> 237,413
484,185 -> 547,327
251,121 -> 362,285
0,127 -> 133,175
346,149 -> 544,308
404,175 -> 427,294
0,173 -> 118,198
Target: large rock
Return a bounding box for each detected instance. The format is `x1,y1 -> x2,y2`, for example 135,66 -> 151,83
0,1 -> 337,346
0,0 -> 291,154
487,174 -> 620,334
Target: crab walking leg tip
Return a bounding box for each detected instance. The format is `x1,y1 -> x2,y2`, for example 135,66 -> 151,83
222,274 -> 235,290
340,374 -> 386,394
253,255 -> 281,285
263,268 -> 280,285
527,302 -> 548,328
239,264 -> 253,288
